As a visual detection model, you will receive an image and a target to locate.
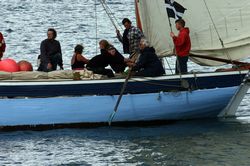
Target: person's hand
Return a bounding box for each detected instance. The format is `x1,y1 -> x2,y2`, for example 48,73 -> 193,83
127,62 -> 135,67
116,29 -> 120,35
170,32 -> 175,38
47,63 -> 52,70
124,58 -> 131,63
173,47 -> 176,55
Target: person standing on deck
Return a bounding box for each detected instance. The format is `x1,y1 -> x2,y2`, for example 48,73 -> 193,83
116,18 -> 144,56
170,19 -> 191,74
0,32 -> 6,60
38,28 -> 63,72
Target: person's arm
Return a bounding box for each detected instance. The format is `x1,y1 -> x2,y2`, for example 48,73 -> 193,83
58,42 -> 63,70
116,30 -> 123,43
115,49 -> 125,62
136,28 -> 144,39
71,53 -> 76,65
77,54 -> 89,64
132,53 -> 147,71
40,40 -> 50,64
172,31 -> 186,47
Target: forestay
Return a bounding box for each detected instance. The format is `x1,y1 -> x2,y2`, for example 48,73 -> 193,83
136,0 -> 250,66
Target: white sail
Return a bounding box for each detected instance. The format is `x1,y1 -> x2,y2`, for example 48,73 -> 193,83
136,0 -> 250,66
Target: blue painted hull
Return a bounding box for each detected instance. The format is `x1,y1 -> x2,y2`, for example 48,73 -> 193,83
0,86 -> 238,127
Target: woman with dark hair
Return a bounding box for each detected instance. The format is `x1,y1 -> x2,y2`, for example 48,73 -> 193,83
71,44 -> 89,70
38,28 -> 63,72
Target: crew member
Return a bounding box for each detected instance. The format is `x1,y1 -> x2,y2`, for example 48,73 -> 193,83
170,19 -> 191,74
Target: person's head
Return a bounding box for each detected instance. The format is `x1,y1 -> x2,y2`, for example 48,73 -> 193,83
47,28 -> 57,40
139,38 -> 150,50
175,19 -> 185,30
122,18 -> 132,30
107,45 -> 116,56
99,40 -> 110,50
74,44 -> 84,54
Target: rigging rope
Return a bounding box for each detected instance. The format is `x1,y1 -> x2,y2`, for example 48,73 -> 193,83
202,0 -> 233,63
100,0 -> 123,31
94,0 -> 98,55
164,57 -> 173,75
129,77 -> 189,90
101,0 -> 123,30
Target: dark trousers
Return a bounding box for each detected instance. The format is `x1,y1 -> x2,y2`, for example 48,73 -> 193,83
87,67 -> 114,78
38,53 -> 62,72
110,64 -> 126,73
176,56 -> 188,74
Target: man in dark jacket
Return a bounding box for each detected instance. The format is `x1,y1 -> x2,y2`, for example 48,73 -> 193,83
128,38 -> 165,77
38,28 -> 63,72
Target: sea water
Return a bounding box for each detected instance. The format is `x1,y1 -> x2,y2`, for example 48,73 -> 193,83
0,0 -> 250,165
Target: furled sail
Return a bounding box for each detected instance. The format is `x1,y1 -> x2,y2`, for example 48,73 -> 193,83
136,0 -> 250,66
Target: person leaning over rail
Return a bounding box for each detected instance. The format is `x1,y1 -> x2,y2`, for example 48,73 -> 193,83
170,19 -> 191,74
106,45 -> 127,74
116,18 -> 144,56
127,38 -> 165,77
86,40 -> 115,78
38,28 -> 63,72
0,32 -> 6,60
71,44 -> 89,70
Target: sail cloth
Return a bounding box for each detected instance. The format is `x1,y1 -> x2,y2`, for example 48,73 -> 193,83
0,70 -> 103,81
136,0 -> 250,66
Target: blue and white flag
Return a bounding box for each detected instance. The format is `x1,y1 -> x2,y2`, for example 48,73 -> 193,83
165,0 -> 186,19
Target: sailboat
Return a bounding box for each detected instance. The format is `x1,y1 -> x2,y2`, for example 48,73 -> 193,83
0,0 -> 250,130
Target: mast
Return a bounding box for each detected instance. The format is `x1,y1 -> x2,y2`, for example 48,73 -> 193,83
135,0 -> 142,31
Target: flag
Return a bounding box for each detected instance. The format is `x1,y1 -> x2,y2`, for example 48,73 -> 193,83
165,0 -> 186,19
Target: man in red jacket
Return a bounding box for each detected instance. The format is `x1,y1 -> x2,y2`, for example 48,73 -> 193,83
0,32 -> 6,60
170,19 -> 191,74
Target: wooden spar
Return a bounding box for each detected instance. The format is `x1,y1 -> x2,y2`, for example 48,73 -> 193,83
108,68 -> 133,126
218,71 -> 250,117
189,54 -> 249,66
109,52 -> 138,126
135,0 -> 143,31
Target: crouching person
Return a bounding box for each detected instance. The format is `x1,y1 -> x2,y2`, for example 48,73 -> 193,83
127,38 -> 165,77
38,28 -> 63,72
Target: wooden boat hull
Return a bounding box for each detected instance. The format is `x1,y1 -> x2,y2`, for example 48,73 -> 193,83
0,71 -> 246,97
0,86 -> 238,128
